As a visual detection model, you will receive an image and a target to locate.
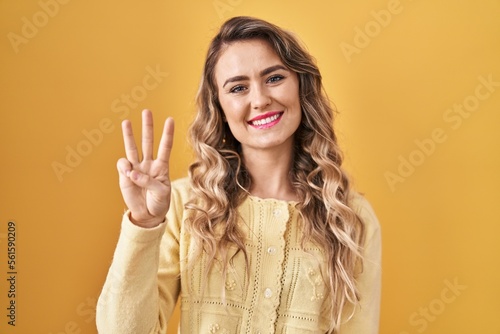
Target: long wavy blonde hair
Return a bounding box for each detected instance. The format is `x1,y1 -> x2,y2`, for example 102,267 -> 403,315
186,16 -> 365,332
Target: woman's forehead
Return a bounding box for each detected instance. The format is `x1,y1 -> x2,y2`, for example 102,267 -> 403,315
214,40 -> 284,81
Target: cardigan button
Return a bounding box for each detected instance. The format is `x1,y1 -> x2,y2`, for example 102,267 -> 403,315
267,246 -> 276,255
264,288 -> 273,298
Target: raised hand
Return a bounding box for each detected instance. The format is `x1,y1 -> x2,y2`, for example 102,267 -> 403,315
116,109 -> 175,228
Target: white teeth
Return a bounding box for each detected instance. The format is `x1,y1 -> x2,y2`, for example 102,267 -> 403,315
251,113 -> 280,126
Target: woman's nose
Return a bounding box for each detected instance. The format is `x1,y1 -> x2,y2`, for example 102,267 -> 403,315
250,86 -> 272,110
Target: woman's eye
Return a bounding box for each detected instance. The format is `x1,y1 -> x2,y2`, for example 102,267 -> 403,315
267,75 -> 284,84
229,85 -> 246,93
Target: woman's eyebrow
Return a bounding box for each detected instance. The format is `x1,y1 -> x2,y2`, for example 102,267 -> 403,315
260,64 -> 288,77
222,64 -> 289,88
223,75 -> 248,88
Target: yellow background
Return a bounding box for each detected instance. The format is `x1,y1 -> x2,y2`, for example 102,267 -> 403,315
1,0 -> 499,333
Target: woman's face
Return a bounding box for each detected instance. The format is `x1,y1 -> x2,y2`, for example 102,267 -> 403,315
214,39 -> 301,155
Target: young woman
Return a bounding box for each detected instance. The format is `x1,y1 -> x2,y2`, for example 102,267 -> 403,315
97,16 -> 381,334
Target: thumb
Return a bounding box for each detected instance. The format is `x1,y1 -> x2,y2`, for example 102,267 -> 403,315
117,158 -> 134,186
128,170 -> 166,193
128,170 -> 147,185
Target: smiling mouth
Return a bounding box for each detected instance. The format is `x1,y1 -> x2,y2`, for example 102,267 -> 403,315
248,112 -> 284,128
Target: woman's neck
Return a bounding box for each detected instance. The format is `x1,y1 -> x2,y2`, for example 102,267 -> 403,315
242,146 -> 298,201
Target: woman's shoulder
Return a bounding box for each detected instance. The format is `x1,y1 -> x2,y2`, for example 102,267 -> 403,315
171,176 -> 191,190
170,176 -> 192,205
349,191 -> 381,234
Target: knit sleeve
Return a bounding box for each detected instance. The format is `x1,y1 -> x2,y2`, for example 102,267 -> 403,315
339,194 -> 382,334
96,181 -> 185,334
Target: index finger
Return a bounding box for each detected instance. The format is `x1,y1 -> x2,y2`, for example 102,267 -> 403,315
157,117 -> 175,164
121,119 -> 140,164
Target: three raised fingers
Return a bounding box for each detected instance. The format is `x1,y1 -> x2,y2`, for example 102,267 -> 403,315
121,109 -> 174,164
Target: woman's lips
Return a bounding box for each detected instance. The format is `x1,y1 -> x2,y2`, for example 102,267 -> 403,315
247,111 -> 284,129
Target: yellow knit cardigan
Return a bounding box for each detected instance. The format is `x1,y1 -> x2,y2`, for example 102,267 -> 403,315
96,177 -> 381,333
